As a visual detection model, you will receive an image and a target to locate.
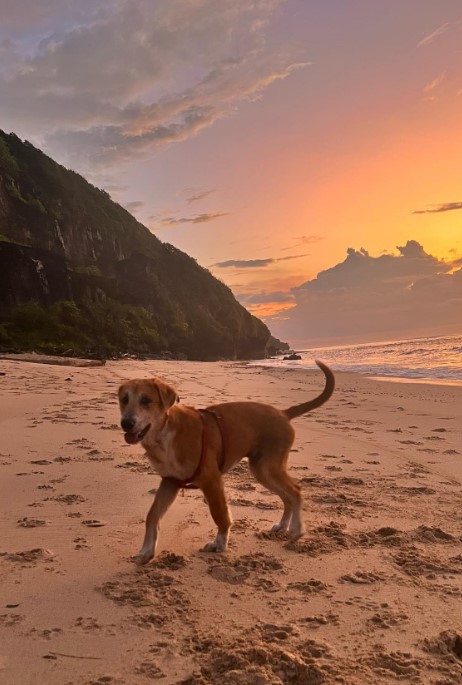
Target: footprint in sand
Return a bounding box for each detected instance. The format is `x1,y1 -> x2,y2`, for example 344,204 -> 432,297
52,494 -> 87,504
74,537 -> 90,550
324,465 -> 342,472
363,649 -> 423,679
252,576 -> 282,593
287,579 -> 327,594
391,547 -> 462,577
339,571 -> 385,584
74,616 -> 102,632
258,622 -> 299,642
0,613 -> 24,627
17,517 -> 47,527
135,662 -> 164,679
297,613 -> 339,628
367,610 -> 409,629
207,552 -> 285,587
153,552 -> 189,571
1,548 -> 54,563
208,565 -> 249,585
82,519 -> 107,527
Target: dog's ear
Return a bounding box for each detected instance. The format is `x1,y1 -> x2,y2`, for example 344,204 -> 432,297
153,378 -> 178,409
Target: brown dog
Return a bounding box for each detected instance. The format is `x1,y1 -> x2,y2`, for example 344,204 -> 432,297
118,361 -> 334,564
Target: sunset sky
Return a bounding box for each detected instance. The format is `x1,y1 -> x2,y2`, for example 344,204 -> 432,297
1,0 -> 461,346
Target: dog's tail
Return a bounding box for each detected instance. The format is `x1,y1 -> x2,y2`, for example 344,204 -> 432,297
284,360 -> 335,420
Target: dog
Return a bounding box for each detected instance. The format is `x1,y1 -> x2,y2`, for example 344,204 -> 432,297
118,361 -> 334,565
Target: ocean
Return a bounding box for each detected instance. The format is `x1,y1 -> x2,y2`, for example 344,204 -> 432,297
251,334 -> 462,384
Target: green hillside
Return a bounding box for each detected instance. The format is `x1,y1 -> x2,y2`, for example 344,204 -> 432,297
0,131 -> 270,360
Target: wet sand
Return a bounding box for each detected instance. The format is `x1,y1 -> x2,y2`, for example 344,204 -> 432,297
1,358 -> 461,684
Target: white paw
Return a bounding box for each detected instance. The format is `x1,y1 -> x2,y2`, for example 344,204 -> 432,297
289,523 -> 305,540
131,549 -> 154,565
201,539 -> 227,553
271,522 -> 289,533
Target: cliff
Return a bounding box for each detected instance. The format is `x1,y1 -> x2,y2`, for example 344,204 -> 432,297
0,131 -> 270,360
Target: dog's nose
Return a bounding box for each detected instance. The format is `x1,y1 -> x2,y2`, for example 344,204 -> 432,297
121,417 -> 136,432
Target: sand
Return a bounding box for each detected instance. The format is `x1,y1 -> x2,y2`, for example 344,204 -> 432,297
0,358 -> 461,685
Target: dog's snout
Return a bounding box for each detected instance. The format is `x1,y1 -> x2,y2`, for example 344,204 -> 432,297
121,417 -> 136,432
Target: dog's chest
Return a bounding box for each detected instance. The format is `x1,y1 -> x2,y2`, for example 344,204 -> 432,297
143,431 -> 187,479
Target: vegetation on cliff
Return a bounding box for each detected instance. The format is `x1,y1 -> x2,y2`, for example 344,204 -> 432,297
0,130 -> 272,359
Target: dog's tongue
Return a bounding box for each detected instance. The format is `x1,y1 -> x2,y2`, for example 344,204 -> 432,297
124,432 -> 138,445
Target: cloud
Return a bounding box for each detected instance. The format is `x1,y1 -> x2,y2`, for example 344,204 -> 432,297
103,183 -> 128,193
423,72 -> 445,99
413,201 -> 462,215
0,1 -> 309,171
123,200 -> 145,213
417,22 -> 450,48
236,291 -> 296,318
0,0 -> 108,30
161,211 -> 229,226
215,258 -> 274,268
237,290 -> 295,305
185,189 -> 216,204
214,254 -> 308,268
280,234 -> 323,251
267,240 -> 462,345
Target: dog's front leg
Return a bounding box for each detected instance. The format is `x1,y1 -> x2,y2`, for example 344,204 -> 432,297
132,477 -> 180,565
201,477 -> 232,553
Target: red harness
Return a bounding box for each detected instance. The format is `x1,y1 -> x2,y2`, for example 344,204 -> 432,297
173,408 -> 226,490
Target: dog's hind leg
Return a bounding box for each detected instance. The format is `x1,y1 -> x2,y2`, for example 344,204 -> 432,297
201,476 -> 232,552
249,454 -> 304,538
133,477 -> 180,565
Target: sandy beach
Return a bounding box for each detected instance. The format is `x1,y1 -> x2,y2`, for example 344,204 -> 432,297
0,358 -> 461,685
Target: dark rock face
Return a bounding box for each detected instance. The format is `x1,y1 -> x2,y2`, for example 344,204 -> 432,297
0,243 -> 72,315
0,131 -> 270,359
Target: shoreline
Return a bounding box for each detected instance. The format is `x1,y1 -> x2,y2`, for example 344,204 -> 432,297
367,374 -> 462,387
2,349 -> 461,387
248,360 -> 462,387
2,353 -> 462,388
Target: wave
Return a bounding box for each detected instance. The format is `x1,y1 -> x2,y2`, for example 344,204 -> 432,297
252,333 -> 462,382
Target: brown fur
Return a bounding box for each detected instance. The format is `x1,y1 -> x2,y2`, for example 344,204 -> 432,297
118,361 -> 334,564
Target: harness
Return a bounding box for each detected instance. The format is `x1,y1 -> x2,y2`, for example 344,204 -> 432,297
170,408 -> 226,490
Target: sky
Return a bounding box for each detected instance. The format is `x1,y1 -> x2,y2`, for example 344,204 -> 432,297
1,0 -> 461,347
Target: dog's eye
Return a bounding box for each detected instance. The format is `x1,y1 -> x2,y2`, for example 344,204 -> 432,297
140,395 -> 152,406
120,395 -> 129,406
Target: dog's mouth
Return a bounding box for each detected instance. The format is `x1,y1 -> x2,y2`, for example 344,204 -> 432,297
124,424 -> 151,445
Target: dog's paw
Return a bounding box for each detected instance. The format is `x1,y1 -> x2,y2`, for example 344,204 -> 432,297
271,522 -> 289,533
201,540 -> 226,553
131,549 -> 154,565
289,525 -> 305,540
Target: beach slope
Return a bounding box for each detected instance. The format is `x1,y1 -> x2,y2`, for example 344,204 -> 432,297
0,359 -> 461,684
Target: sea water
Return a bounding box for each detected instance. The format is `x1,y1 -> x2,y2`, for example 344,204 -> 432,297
252,334 -> 462,383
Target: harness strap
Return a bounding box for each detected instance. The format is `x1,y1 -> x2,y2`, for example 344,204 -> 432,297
200,409 -> 226,473
172,408 -> 226,490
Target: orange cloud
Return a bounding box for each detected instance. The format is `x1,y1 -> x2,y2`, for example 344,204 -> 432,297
268,240 -> 462,346
245,301 -> 297,318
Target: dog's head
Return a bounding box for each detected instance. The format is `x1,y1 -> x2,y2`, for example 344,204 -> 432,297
118,377 -> 179,445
